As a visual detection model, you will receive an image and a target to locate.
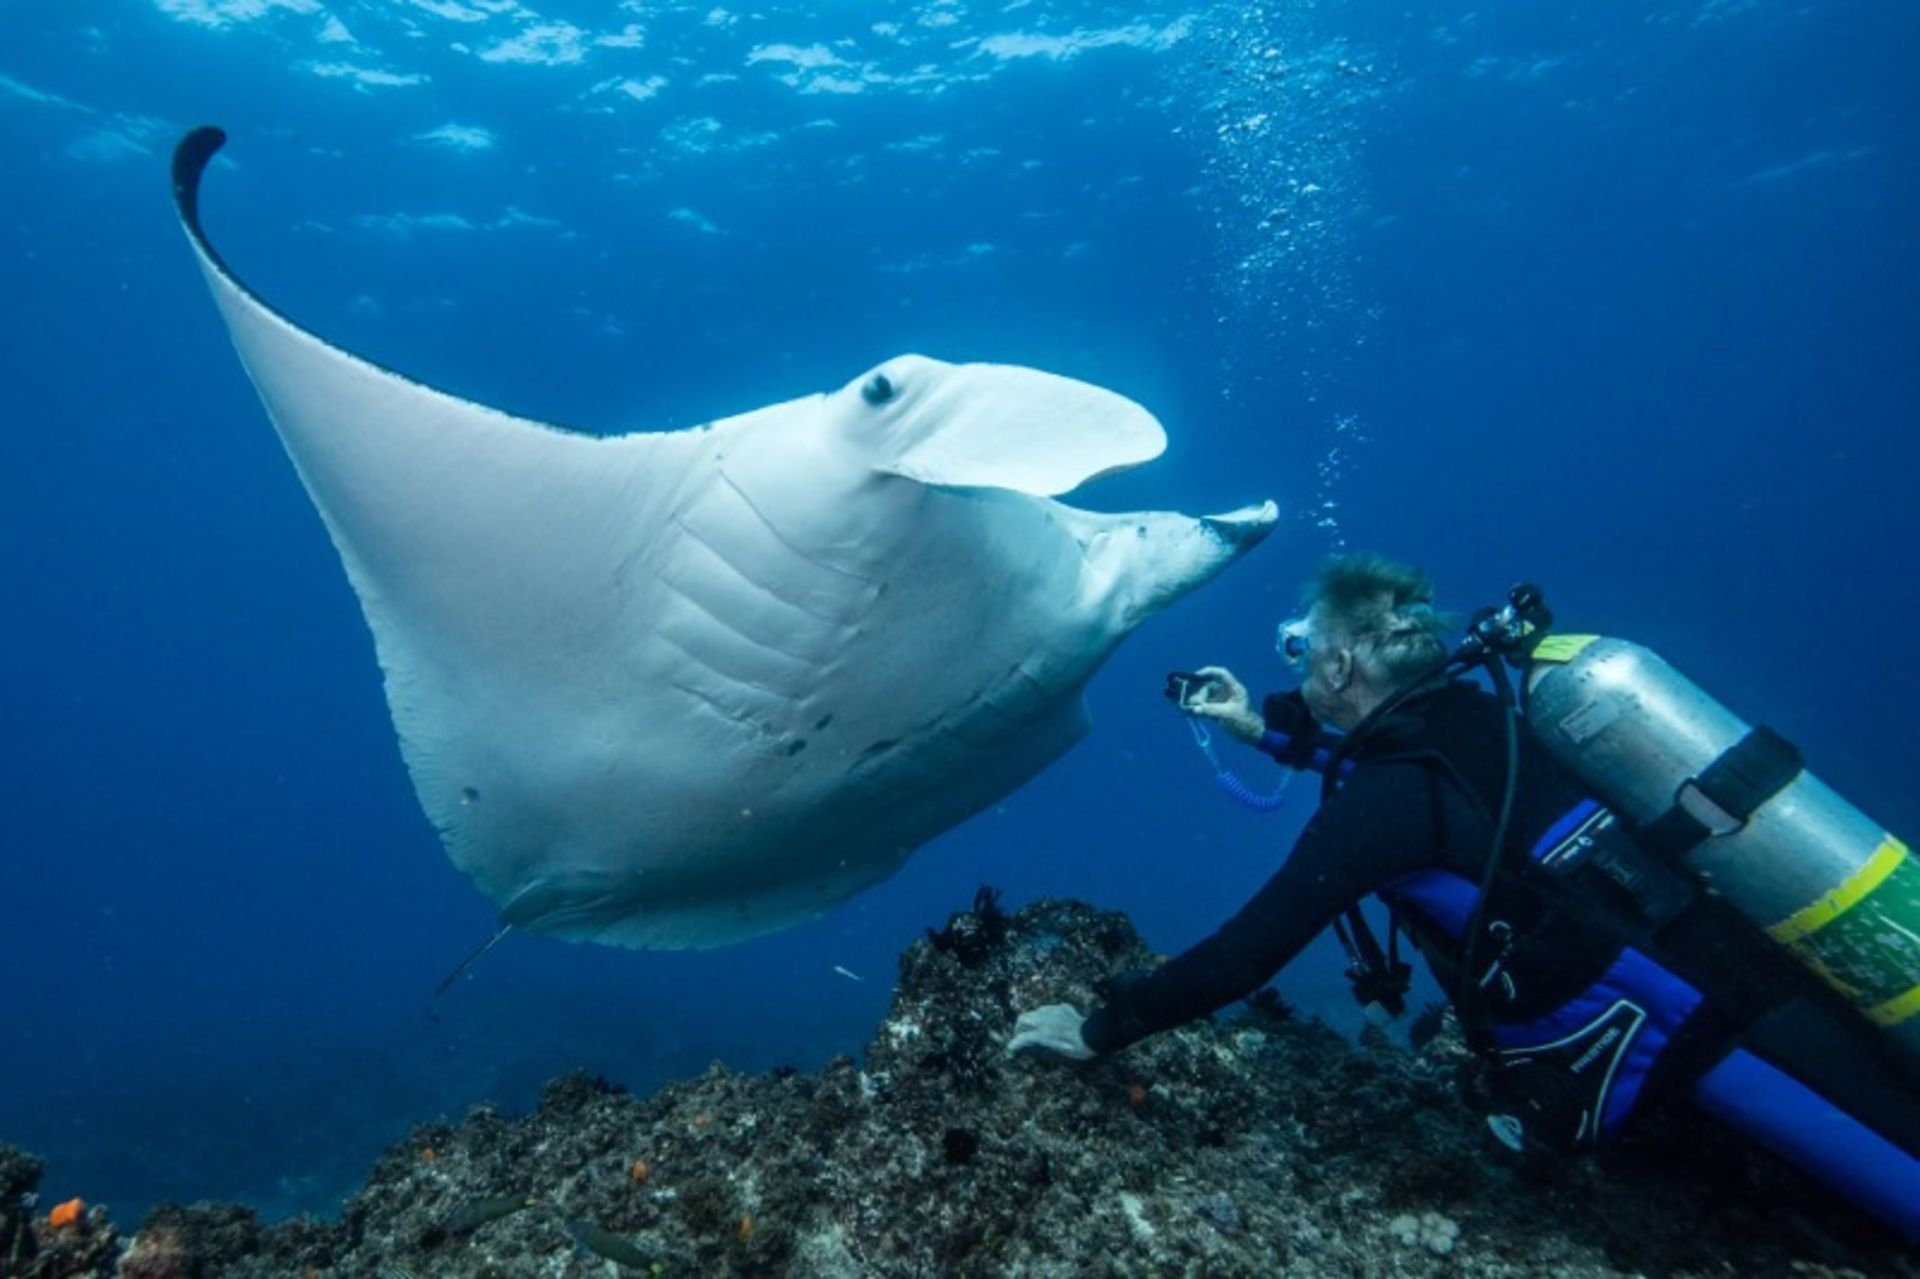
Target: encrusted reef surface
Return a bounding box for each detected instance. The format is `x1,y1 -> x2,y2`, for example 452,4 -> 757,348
7,895 -> 1915,1277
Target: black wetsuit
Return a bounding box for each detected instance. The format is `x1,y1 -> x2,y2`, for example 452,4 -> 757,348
1083,680 -> 1579,1054
1081,680 -> 1920,1160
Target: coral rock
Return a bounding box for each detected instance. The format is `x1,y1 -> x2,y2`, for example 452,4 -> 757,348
2,898 -> 1915,1278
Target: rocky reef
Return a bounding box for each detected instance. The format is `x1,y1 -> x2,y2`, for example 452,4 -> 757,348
5,895 -> 1914,1277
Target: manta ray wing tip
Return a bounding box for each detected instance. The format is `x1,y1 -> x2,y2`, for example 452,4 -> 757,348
172,127 -> 231,232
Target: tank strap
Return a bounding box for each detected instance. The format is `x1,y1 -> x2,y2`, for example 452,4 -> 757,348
1638,724 -> 1804,860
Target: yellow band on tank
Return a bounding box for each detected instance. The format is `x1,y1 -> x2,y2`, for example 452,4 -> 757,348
1766,836 -> 1909,945
1866,983 -> 1920,1028
1531,634 -> 1600,664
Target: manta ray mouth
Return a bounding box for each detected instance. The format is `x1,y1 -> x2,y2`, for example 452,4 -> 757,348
1203,500 -> 1282,547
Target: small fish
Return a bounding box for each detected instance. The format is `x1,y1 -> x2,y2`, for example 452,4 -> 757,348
565,1218 -> 652,1269
420,1194 -> 535,1247
832,965 -> 864,983
441,1194 -> 535,1236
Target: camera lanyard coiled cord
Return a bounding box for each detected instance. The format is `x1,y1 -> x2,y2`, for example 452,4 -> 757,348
1185,716 -> 1294,811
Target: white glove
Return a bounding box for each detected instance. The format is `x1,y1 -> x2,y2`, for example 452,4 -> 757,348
1186,665 -> 1264,744
1006,1003 -> 1095,1061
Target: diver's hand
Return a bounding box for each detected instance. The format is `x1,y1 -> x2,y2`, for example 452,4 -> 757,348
1187,666 -> 1265,744
1007,1003 -> 1096,1061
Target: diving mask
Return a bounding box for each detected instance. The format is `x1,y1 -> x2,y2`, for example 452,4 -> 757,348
1276,616 -> 1312,671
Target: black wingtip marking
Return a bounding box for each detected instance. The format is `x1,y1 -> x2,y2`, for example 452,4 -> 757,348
164,125 -> 596,436
171,126 -> 253,295
172,126 -> 227,239
169,127 -> 328,360
166,124 -> 446,410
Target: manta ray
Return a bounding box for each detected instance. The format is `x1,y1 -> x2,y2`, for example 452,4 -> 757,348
171,127 -> 1277,951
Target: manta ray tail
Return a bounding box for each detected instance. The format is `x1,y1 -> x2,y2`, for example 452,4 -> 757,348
428,922 -> 516,1011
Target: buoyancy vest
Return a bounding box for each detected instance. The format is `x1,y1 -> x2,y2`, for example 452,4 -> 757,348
1382,792 -> 1920,1243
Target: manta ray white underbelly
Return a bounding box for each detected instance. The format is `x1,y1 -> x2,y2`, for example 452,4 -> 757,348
171,126 -> 1277,950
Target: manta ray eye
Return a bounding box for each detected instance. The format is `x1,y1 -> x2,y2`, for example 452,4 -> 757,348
861,373 -> 896,406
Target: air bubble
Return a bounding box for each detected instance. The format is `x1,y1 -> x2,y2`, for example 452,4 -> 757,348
1171,10 -> 1386,551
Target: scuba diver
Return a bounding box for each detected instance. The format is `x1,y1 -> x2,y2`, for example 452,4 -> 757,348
1008,554 -> 1920,1243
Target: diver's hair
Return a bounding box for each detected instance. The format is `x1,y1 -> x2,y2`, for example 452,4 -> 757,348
1301,553 -> 1455,687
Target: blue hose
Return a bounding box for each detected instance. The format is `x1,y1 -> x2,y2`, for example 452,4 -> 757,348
1186,718 -> 1293,812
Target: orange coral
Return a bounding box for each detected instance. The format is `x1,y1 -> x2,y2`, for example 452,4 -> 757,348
1127,1082 -> 1148,1108
48,1198 -> 84,1229
737,1213 -> 755,1243
629,1158 -> 651,1186
692,1112 -> 711,1130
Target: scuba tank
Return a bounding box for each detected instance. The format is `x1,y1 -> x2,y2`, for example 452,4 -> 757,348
1521,631 -> 1920,1074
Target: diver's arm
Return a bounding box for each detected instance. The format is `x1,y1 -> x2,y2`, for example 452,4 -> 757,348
1080,765 -> 1432,1056
1253,689 -> 1340,771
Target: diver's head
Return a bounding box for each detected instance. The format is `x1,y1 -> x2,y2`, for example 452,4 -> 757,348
1281,553 -> 1451,730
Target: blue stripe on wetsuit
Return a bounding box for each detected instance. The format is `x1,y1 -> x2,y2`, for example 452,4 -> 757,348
1255,730 -> 1349,778
1381,867 -> 1700,1142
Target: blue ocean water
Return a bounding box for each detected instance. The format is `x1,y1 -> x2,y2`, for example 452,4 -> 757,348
1,0 -> 1913,1225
